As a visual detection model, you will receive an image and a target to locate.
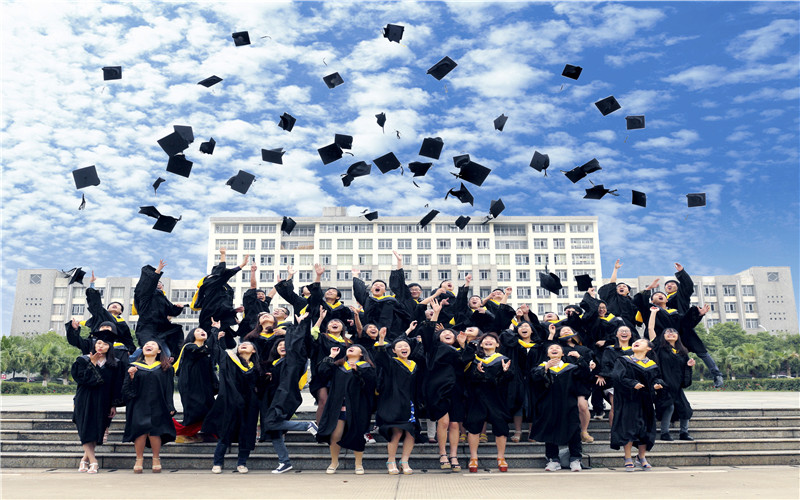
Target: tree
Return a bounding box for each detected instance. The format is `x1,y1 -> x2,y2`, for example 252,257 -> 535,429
714,347 -> 739,380
28,332 -> 80,386
0,336 -> 32,379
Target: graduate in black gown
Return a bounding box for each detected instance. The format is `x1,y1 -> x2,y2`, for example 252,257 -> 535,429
202,331 -> 261,474
240,262 -> 276,334
71,330 -> 124,474
82,271 -> 136,356
374,328 -> 420,475
530,342 -> 592,472
66,318 -> 129,368
597,325 -> 635,427
274,265 -> 312,316
598,259 -> 640,332
191,250 -> 248,349
555,326 -> 597,444
609,338 -> 665,471
122,340 -> 176,473
423,279 -> 458,326
316,343 -> 377,475
132,259 -> 185,359
352,269 -> 401,338
309,307 -> 349,424
172,325 -> 218,443
390,251 -> 427,325
307,263 -> 354,333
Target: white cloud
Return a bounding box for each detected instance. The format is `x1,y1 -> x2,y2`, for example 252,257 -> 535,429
633,129 -> 700,150
663,57 -> 799,90
605,51 -> 662,68
727,19 -> 798,61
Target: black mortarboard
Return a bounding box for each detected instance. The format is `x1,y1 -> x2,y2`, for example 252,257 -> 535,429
341,161 -> 372,187
539,272 -> 562,295
157,131 -> 189,156
67,267 -> 86,285
318,143 -> 343,165
584,184 -> 618,200
173,125 -> 194,144
373,152 -> 401,173
419,137 -> 444,159
323,72 -> 344,89
575,274 -> 593,292
139,206 -> 162,219
102,66 -> 122,81
166,155 -> 193,177
261,148 -> 285,164
153,177 -> 166,195
562,64 -> 582,80
226,170 -> 256,194
335,134 -> 353,149
199,137 -> 216,154
453,160 -> 491,186
198,75 -> 223,87
493,114 -> 508,131
427,56 -> 457,80
489,198 -> 505,218
632,190 -> 647,207
563,158 -> 602,183
687,193 -> 706,207
529,151 -> 550,173
152,214 -> 182,233
279,113 -> 296,132
455,215 -> 471,230
364,210 -> 379,221
72,165 -> 101,189
376,112 -> 386,130
595,95 -> 621,116
453,154 -> 470,168
408,161 -> 432,177
446,182 -> 474,205
281,216 -> 297,235
92,327 -> 117,344
418,209 -> 439,228
383,23 -> 404,43
626,115 -> 645,130
232,31 -> 250,46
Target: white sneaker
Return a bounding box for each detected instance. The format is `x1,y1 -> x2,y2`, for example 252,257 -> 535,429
237,465 -> 249,474
364,433 -> 376,444
211,465 -> 222,474
570,460 -> 582,472
545,460 -> 561,471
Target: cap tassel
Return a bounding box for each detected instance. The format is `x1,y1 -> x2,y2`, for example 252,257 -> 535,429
395,130 -> 401,139
78,194 -> 86,211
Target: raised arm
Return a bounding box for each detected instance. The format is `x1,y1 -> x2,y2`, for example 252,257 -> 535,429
608,259 -> 622,284
250,263 -> 258,289
352,272 -> 369,306
647,306 -> 658,341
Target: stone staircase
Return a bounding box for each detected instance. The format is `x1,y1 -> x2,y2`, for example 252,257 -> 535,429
2,408 -> 798,472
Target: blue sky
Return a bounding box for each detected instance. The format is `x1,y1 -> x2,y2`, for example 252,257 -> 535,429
2,1 -> 799,333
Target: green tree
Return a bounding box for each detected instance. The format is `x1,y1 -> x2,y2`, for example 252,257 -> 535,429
28,332 -> 80,386
0,336 -> 33,379
714,347 -> 739,380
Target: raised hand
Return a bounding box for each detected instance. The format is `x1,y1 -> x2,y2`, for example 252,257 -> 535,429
378,327 -> 387,343
675,262 -> 683,272
128,366 -> 137,379
90,270 -> 97,284
476,362 -> 485,373
698,304 -> 711,317
614,259 -> 622,270
430,298 -> 442,314
650,306 -> 660,312
296,311 -> 309,322
501,359 -> 511,372
465,273 -> 472,286
406,321 -> 418,334
156,259 -> 166,273
456,331 -> 467,346
546,358 -> 559,369
287,265 -> 295,278
211,317 -> 221,329
687,358 -> 696,367
71,318 -> 80,330
351,268 -> 360,277
241,254 -> 249,267
646,278 -> 660,291
314,263 -> 325,277
318,305 -> 328,320
250,263 -> 257,273
329,346 -> 340,358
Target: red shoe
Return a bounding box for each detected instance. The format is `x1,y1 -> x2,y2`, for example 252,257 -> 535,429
497,457 -> 508,472
468,457 -> 478,473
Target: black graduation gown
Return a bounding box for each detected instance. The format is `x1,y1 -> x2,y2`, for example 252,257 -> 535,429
307,282 -> 354,335
274,278 -> 309,315
580,292 -> 628,348
133,265 -> 184,355
452,285 -> 497,332
308,329 -> 348,395
463,348 -> 514,434
241,288 -> 273,334
71,355 -> 124,444
84,287 -> 136,353
558,343 -> 595,398
122,361 -> 176,445
530,359 -> 588,444
598,282 -> 639,329
499,329 -> 548,417
609,356 -> 665,451
173,334 -> 218,426
666,269 -> 693,314
634,291 -> 707,353
316,357 -> 377,452
389,269 -> 427,325
654,345 -> 694,422
374,344 -> 420,440
263,319 -> 310,432
194,264 -> 241,346
417,323 -> 470,422
353,277 -> 402,339
599,344 -> 634,380
65,321 -> 130,368
201,346 -> 259,450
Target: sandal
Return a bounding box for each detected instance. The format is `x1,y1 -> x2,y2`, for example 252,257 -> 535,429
152,457 -> 161,473
450,456 -> 461,472
635,456 -> 652,470
497,457 -> 508,472
439,454 -> 451,470
133,458 -> 144,474
468,457 -> 478,473
399,461 -> 413,475
510,432 -> 520,443
459,432 -> 467,443
624,458 -> 635,471
87,463 -> 99,474
79,460 -> 89,473
479,433 -> 488,443
386,461 -> 399,475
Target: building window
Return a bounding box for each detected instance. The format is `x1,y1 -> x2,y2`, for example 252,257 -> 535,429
260,270 -> 274,282
289,226 -> 315,236
479,287 -> 491,297
29,274 -> 42,284
360,270 -> 371,281
744,302 -> 756,313
436,224 -> 489,233
418,270 -> 429,281
516,270 -> 530,281
570,238 -> 593,249
497,270 -> 511,281
108,287 -> 124,299
260,255 -> 274,266
517,287 -> 532,299
457,270 -> 470,280
455,239 -> 472,249
456,254 -> 471,266
243,239 -> 256,250
538,303 -> 547,315
338,239 -> 354,250
402,255 -> 411,266
537,287 -> 549,299
359,254 -> 373,266
358,239 -> 372,250
515,254 -> 530,266
299,255 -> 314,266
494,224 -> 527,236
723,285 -> 737,296
373,239 -> 391,250
438,255 -> 451,265
569,223 -> 593,233
572,254 -> 595,265
336,270 -> 352,281
531,224 -> 565,233
321,224 -> 372,233
397,239 -> 412,250
724,302 -> 737,313
436,239 -> 451,250
319,239 -> 332,250
215,239 -> 238,250
554,254 -> 567,265
553,238 -> 565,249
745,319 -> 759,329
495,240 -> 528,250
337,254 -> 353,266
707,319 -> 720,327
403,270 -> 412,281
438,270 -> 451,281
54,287 -> 67,298
340,288 -> 353,301
479,270 -> 491,280
72,286 -> 85,298
418,254 -> 430,266
378,254 -> 393,265
378,224 -> 429,233
704,285 -> 717,296
214,223 -> 239,233
320,255 -> 331,266
477,254 -> 491,265
280,255 -> 295,265
533,239 -> 548,249
496,254 -> 510,265
261,239 -> 275,250
534,254 -> 548,266
741,285 -> 755,296
417,239 -> 431,250
71,304 -> 85,315
281,240 -> 314,250
707,303 -> 716,312
554,270 -> 568,280
52,304 -> 65,315
476,239 -> 490,249
241,270 -> 251,283
243,224 -> 276,233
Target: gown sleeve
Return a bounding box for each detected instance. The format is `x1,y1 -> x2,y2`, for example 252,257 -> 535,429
164,367 -> 176,414
352,277 -> 370,308
65,321 -> 91,354
71,356 -> 104,386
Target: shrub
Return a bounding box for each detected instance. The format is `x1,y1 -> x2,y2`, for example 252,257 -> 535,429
687,378 -> 800,391
1,382 -> 77,395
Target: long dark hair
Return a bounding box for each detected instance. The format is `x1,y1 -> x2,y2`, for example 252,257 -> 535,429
334,344 -> 375,368
235,342 -> 262,377
476,332 -> 500,357
265,339 -> 286,366
90,340 -> 118,368
134,349 -> 171,372
655,328 -> 689,356
183,327 -> 207,346
613,325 -> 633,348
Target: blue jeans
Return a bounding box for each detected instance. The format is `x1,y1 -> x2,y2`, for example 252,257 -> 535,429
660,404 -> 690,435
213,440 -> 250,466
696,351 -> 722,378
266,420 -> 310,465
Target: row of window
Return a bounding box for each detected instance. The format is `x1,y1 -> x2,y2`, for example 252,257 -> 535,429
216,222 -> 595,235
218,253 -> 597,268
214,237 -> 596,252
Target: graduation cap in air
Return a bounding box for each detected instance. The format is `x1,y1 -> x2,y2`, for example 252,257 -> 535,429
102,66 -> 121,81
318,143 -> 343,165
363,210 -> 379,221
198,75 -> 222,88
279,113 -> 296,132
452,159 -> 491,186
632,190 -> 647,208
494,114 -> 508,131
455,215 -> 471,230
584,184 -> 618,200
373,152 -> 401,173
530,151 -> 550,175
226,170 -> 256,194
152,177 -> 166,195
419,137 -> 444,159
232,31 -> 250,46
335,134 -> 353,149
65,267 -> 86,285
376,112 -> 386,131
418,209 -> 439,228
157,131 -> 189,156
427,56 -> 457,80
562,64 -> 582,80
199,138 -> 216,155
563,158 -> 602,183
139,206 -> 182,233
72,165 -> 101,189
166,155 -> 193,177
323,72 -> 344,89
539,272 -> 562,295
575,274 -> 593,292
453,154 -> 470,168
261,148 -> 285,164
408,161 -> 432,177
341,161 -> 372,187
173,125 -> 194,144
383,23 -> 404,43
687,193 -> 706,207
281,216 -> 297,235
446,183 -> 474,205
488,199 -> 505,218
595,96 -> 621,116
626,115 -> 645,130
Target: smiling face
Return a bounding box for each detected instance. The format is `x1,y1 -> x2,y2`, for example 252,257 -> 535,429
409,285 -> 421,299
346,345 -> 364,359
652,292 -> 667,306
193,328 -> 207,341
157,281 -> 164,291
107,302 -> 122,316
616,283 -> 630,296
480,335 -> 498,351
393,340 -> 410,358
325,288 -> 340,301
547,343 -> 563,359
632,339 -> 651,354
365,324 -> 379,339
371,281 -> 386,296
256,291 -> 266,301
440,280 -> 454,292
272,308 -> 287,321
238,342 -> 256,355
464,327 -> 480,340
543,312 -> 558,322
598,302 -> 608,317
328,319 -> 343,334
517,323 -> 532,338
276,340 -> 286,357
665,281 -> 678,294
259,312 -> 275,327
468,295 -> 482,309
664,329 -> 679,343
439,329 -> 456,345
617,326 -> 631,343
142,341 -> 161,356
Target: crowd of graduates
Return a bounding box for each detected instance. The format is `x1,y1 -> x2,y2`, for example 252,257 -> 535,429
67,250 -> 718,475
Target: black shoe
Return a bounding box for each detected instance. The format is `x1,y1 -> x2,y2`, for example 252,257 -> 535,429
660,433 -> 673,441
679,433 -> 694,441
713,375 -> 724,388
